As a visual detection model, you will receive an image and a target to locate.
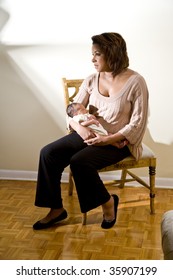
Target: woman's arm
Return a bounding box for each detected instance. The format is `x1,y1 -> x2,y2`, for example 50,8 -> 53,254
80,119 -> 99,127
84,131 -> 127,148
69,119 -> 96,140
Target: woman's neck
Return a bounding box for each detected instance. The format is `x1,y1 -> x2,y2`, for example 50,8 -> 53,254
101,69 -> 129,81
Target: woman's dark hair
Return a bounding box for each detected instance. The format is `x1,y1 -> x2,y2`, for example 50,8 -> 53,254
91,32 -> 129,76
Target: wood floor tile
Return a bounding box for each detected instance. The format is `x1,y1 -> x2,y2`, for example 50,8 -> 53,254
0,180 -> 171,260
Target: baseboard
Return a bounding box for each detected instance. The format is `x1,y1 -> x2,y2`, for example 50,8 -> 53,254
0,169 -> 38,181
0,169 -> 173,189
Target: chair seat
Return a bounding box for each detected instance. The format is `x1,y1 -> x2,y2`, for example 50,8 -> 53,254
101,143 -> 155,172
140,143 -> 155,158
122,144 -> 155,162
121,144 -> 155,162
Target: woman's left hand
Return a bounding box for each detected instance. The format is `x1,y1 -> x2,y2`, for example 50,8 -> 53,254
84,134 -> 108,146
84,134 -> 129,148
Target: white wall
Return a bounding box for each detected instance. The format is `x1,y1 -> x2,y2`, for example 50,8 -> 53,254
0,0 -> 173,180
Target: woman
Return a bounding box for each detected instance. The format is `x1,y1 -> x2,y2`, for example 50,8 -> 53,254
33,32 -> 149,230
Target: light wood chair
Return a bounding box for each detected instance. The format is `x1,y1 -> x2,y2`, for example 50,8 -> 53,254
62,77 -> 156,225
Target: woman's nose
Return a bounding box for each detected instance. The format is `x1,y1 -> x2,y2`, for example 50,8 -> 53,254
92,56 -> 96,63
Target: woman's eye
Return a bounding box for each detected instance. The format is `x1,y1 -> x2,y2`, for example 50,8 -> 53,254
92,52 -> 101,56
92,53 -> 101,58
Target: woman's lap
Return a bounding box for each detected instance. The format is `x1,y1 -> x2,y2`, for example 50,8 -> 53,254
35,132 -> 131,211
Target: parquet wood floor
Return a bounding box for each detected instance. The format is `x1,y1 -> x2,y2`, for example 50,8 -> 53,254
0,179 -> 172,260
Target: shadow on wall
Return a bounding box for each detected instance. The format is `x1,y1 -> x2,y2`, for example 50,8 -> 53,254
0,50 -> 66,170
143,128 -> 173,178
0,4 -> 66,129
1,49 -> 173,175
1,46 -> 67,129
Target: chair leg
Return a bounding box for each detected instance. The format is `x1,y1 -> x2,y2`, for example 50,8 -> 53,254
68,170 -> 74,196
149,165 -> 156,214
82,213 -> 87,225
68,170 -> 87,225
119,169 -> 127,188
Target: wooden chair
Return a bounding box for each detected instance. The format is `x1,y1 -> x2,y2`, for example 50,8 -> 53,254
62,77 -> 156,225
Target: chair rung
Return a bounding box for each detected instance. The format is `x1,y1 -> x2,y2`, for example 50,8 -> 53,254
104,178 -> 135,185
126,170 -> 150,189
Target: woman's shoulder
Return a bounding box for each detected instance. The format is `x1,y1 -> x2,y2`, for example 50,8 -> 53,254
81,73 -> 98,92
130,69 -> 147,83
83,73 -> 98,85
128,70 -> 148,97
126,70 -> 148,90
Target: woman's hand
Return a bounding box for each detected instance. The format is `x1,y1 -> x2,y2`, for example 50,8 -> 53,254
84,133 -> 129,148
112,139 -> 129,148
84,133 -> 109,146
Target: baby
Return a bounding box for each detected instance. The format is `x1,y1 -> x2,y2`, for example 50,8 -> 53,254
66,102 -> 108,135
66,102 -> 128,148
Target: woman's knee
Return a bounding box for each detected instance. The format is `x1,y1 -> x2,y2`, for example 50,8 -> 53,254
40,143 -> 54,160
70,154 -> 86,170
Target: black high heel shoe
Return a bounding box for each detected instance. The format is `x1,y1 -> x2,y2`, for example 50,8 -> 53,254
33,209 -> 68,230
101,194 -> 119,229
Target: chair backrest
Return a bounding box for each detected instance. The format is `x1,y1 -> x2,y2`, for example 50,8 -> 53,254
62,78 -> 84,108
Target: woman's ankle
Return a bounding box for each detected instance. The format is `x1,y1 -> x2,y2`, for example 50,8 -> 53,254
40,208 -> 64,223
102,196 -> 115,221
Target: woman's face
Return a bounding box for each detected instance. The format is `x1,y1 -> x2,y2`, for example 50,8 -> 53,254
91,44 -> 110,72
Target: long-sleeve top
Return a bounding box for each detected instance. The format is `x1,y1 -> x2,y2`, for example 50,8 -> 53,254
73,71 -> 149,160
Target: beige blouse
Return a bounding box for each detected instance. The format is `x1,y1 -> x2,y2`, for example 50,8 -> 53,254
73,71 -> 149,160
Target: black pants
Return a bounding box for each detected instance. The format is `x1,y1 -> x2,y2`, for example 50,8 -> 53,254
35,132 -> 131,213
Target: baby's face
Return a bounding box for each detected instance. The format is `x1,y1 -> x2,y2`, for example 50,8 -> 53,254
73,104 -> 88,115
